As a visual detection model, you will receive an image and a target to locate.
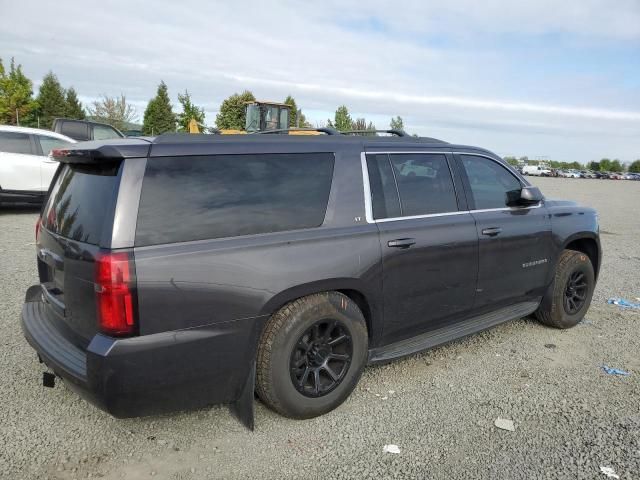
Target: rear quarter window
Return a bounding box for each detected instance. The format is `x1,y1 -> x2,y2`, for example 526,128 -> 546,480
135,153 -> 335,246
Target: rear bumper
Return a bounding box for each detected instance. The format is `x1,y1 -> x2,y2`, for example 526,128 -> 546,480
21,285 -> 264,418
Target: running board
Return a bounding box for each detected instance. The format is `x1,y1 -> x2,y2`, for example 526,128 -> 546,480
368,300 -> 539,364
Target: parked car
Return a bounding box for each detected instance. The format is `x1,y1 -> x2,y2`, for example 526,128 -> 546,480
52,118 -> 124,142
0,126 -> 75,206
561,169 -> 581,178
609,172 -> 624,180
522,165 -> 551,176
21,133 -> 601,427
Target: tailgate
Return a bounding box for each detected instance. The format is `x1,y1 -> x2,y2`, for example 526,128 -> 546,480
37,162 -> 122,348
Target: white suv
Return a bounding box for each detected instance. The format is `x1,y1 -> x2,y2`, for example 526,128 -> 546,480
0,126 -> 75,206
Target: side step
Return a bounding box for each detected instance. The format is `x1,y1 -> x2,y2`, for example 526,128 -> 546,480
368,300 -> 539,364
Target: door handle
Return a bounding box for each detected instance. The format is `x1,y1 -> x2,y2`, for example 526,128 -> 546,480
387,238 -> 416,249
481,227 -> 502,237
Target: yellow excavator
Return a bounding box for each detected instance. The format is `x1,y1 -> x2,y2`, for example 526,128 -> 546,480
212,100 -> 321,135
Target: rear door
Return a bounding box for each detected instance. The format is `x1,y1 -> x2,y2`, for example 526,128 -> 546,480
364,151 -> 479,343
0,130 -> 41,191
33,134 -> 74,191
38,161 -> 123,348
455,153 -> 553,308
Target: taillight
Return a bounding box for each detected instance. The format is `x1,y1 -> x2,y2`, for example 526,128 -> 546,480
35,217 -> 42,242
95,252 -> 137,336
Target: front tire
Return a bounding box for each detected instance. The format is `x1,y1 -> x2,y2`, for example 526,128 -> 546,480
536,250 -> 595,329
256,292 -> 368,419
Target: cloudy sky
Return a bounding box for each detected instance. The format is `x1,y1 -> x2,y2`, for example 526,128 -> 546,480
2,0 -> 639,162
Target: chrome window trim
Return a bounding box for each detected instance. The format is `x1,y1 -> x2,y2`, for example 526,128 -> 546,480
361,151 -> 541,224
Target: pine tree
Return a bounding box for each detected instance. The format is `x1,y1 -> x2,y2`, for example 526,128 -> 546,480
284,95 -> 297,127
177,90 -> 205,132
0,57 -> 37,125
333,105 -> 352,131
143,81 -> 176,135
64,87 -> 85,119
37,72 -> 67,128
215,90 -> 255,130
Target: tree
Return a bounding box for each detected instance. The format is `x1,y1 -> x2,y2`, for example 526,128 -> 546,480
628,160 -> 640,173
504,156 -> 519,167
89,94 -> 137,132
588,161 -> 600,171
610,159 -> 623,172
599,158 -> 612,171
333,105 -> 352,131
64,87 -> 85,120
284,95 -> 297,127
36,72 -> 67,128
176,90 -> 205,132
390,116 -> 404,131
215,90 -> 255,130
142,81 -> 176,135
0,57 -> 37,126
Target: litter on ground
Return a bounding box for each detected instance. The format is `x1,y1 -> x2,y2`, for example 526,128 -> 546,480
607,298 -> 640,309
599,466 -> 620,479
601,366 -> 630,376
494,418 -> 515,432
383,444 -> 401,454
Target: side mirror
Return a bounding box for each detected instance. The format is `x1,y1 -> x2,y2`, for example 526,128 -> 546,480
507,186 -> 543,207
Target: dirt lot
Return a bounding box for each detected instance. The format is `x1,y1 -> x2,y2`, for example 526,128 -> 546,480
1,176 -> 638,480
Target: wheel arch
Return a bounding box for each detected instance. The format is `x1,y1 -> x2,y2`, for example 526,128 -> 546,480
562,233 -> 601,280
258,279 -> 380,342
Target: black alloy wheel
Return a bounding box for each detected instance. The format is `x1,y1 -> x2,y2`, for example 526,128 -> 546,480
563,270 -> 588,314
289,320 -> 353,398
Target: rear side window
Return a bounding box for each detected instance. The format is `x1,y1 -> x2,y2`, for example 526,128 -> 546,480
41,163 -> 121,245
60,121 -> 88,140
37,135 -> 73,156
460,155 -> 522,209
0,131 -> 32,154
135,153 -> 335,246
365,154 -> 401,219
366,153 -> 458,219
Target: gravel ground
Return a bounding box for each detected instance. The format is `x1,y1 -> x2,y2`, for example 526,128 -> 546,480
1,177 -> 639,480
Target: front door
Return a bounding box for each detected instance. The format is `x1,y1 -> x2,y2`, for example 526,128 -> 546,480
364,152 -> 479,344
456,153 -> 553,308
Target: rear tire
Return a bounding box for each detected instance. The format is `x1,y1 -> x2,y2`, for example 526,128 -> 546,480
535,250 -> 595,329
256,292 -> 368,419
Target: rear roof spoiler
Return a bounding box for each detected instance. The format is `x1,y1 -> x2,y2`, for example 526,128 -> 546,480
51,139 -> 152,164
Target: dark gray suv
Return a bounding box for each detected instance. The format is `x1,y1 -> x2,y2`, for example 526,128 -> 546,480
21,132 -> 601,428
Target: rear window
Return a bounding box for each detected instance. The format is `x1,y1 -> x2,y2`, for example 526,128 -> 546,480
60,121 -> 88,140
41,163 -> 121,245
0,131 -> 33,154
135,153 -> 335,246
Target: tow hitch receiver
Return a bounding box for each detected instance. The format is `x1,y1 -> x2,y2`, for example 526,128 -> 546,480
43,372 -> 55,388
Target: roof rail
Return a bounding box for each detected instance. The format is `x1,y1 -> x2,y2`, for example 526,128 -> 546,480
341,129 -> 410,137
255,127 -> 341,136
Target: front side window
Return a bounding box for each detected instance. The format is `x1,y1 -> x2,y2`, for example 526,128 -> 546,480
460,155 -> 522,209
0,131 -> 32,155
136,153 -> 335,246
37,135 -> 73,156
366,153 -> 458,219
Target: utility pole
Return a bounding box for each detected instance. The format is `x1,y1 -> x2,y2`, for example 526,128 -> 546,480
16,108 -> 20,126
